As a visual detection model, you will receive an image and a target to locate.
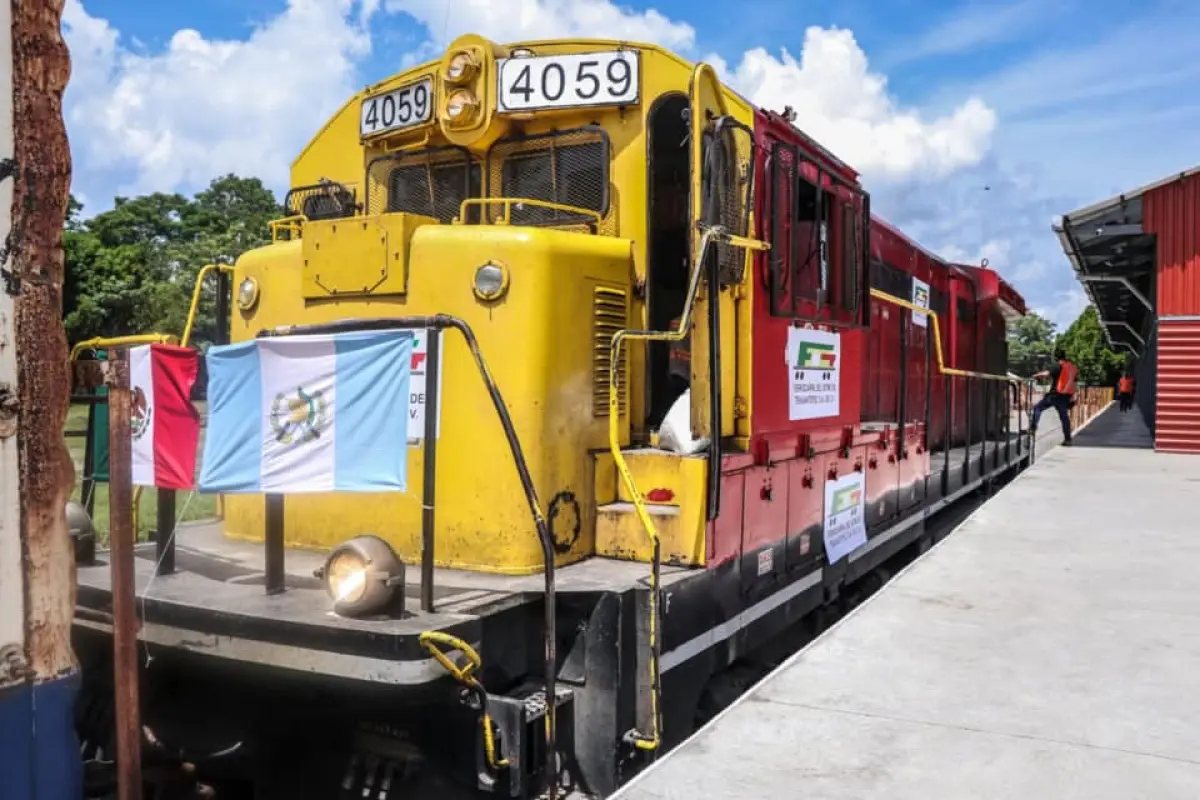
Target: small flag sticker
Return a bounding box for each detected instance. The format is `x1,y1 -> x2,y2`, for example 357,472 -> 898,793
796,340 -> 838,371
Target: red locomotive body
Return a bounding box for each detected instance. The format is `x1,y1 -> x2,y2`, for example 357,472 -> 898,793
700,108 -> 1028,597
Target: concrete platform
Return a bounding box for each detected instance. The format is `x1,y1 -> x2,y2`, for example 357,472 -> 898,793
615,404 -> 1200,800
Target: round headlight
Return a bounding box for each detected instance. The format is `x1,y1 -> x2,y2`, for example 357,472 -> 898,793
473,262 -> 508,301
446,89 -> 478,121
446,51 -> 475,81
236,277 -> 260,312
326,551 -> 368,604
317,535 -> 406,618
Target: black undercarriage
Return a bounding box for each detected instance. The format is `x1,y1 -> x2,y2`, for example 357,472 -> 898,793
73,436 -> 1030,799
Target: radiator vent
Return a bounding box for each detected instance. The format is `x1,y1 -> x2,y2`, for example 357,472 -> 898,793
593,286 -> 628,417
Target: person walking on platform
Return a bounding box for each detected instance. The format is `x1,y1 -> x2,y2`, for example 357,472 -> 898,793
1118,373 -> 1135,413
1030,348 -> 1078,445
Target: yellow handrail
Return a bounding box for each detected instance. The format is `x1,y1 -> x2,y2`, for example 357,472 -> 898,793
608,226 -> 768,753
455,197 -> 603,226
418,631 -> 509,770
70,333 -> 177,361
268,215 -> 305,243
181,264 -> 235,348
869,287 -> 1024,384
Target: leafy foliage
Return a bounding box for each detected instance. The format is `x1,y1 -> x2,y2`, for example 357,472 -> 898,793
1008,305 -> 1128,386
1006,311 -> 1056,376
1056,305 -> 1127,386
63,174 -> 282,346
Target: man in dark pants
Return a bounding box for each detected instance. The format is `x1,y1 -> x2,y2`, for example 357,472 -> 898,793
1030,348 -> 1079,445
1118,374 -> 1135,412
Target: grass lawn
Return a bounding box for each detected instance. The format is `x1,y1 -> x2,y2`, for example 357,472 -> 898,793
65,400 -> 219,545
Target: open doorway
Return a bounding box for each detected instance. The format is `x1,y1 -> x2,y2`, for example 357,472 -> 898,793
645,93 -> 692,431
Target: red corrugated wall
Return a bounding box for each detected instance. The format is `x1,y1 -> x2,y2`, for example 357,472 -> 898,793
1145,174 -> 1200,316
1155,320 -> 1200,453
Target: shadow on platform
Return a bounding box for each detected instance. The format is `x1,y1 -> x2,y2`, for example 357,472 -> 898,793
1069,402 -> 1154,449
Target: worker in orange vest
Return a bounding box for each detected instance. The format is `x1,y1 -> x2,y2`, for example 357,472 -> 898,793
1030,348 -> 1078,445
1118,373 -> 1135,412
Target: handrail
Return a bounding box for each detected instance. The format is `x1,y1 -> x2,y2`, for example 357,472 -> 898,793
608,225 -> 767,754
455,197 -> 603,226
260,314 -> 560,799
181,264 -> 235,348
268,215 -> 305,243
418,631 -> 509,771
70,333 -> 177,361
869,287 -> 1026,384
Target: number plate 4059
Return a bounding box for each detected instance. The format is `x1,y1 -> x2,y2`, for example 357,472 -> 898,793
497,50 -> 639,113
360,78 -> 433,138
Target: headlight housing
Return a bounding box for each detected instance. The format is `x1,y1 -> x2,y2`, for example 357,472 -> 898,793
473,262 -> 509,301
445,88 -> 479,122
236,276 -> 260,312
445,50 -> 477,82
316,535 -> 405,618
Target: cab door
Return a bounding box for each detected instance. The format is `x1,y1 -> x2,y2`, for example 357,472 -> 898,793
685,63 -> 755,447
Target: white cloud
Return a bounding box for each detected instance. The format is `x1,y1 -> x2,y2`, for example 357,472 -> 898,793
63,0 -> 994,212
714,27 -> 995,182
385,0 -> 695,51
63,0 -> 378,198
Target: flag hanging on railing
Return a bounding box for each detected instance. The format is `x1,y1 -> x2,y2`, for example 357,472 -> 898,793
198,330 -> 414,494
129,344 -> 202,490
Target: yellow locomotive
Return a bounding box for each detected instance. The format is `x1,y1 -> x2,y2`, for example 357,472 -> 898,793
73,31 -> 1031,800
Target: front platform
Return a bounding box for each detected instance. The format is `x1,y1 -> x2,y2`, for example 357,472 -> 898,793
614,405 -> 1200,799
74,521 -> 692,685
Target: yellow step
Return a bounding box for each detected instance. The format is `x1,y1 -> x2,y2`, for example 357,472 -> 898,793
593,448 -> 706,567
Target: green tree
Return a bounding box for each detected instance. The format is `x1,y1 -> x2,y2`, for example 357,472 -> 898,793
62,176 -> 282,346
1007,311 -> 1056,376
1056,305 -> 1126,386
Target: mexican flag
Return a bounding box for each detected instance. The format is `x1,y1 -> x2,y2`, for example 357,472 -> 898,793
129,344 -> 201,489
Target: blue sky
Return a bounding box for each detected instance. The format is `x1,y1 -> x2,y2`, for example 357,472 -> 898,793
62,0 -> 1200,328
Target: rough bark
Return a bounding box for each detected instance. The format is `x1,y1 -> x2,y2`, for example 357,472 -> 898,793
13,0 -> 75,679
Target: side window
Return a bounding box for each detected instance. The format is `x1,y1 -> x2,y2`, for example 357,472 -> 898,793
767,139 -> 864,319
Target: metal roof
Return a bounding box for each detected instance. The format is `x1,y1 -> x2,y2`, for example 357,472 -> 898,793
1051,165 -> 1200,354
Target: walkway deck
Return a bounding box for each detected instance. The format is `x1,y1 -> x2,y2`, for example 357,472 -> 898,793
614,404 -> 1200,800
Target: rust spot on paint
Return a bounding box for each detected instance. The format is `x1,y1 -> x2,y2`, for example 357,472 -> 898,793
13,0 -> 77,679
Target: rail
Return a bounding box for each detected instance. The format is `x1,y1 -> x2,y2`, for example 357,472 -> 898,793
455,197 -> 603,227
181,264 -> 234,347
70,333 -> 176,361
268,215 -> 305,243
418,631 -> 509,771
868,288 -> 1024,385
607,225 -> 768,754
260,314 -> 560,798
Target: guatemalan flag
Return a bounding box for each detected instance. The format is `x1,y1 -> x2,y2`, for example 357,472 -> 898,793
129,344 -> 201,490
198,330 -> 414,494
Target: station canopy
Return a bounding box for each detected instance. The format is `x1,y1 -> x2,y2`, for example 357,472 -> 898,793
1050,172 -> 1183,355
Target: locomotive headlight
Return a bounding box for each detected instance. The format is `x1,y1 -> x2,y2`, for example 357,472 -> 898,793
445,50 -> 476,82
236,276 -> 260,312
473,261 -> 508,301
445,89 -> 479,121
317,535 -> 406,618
